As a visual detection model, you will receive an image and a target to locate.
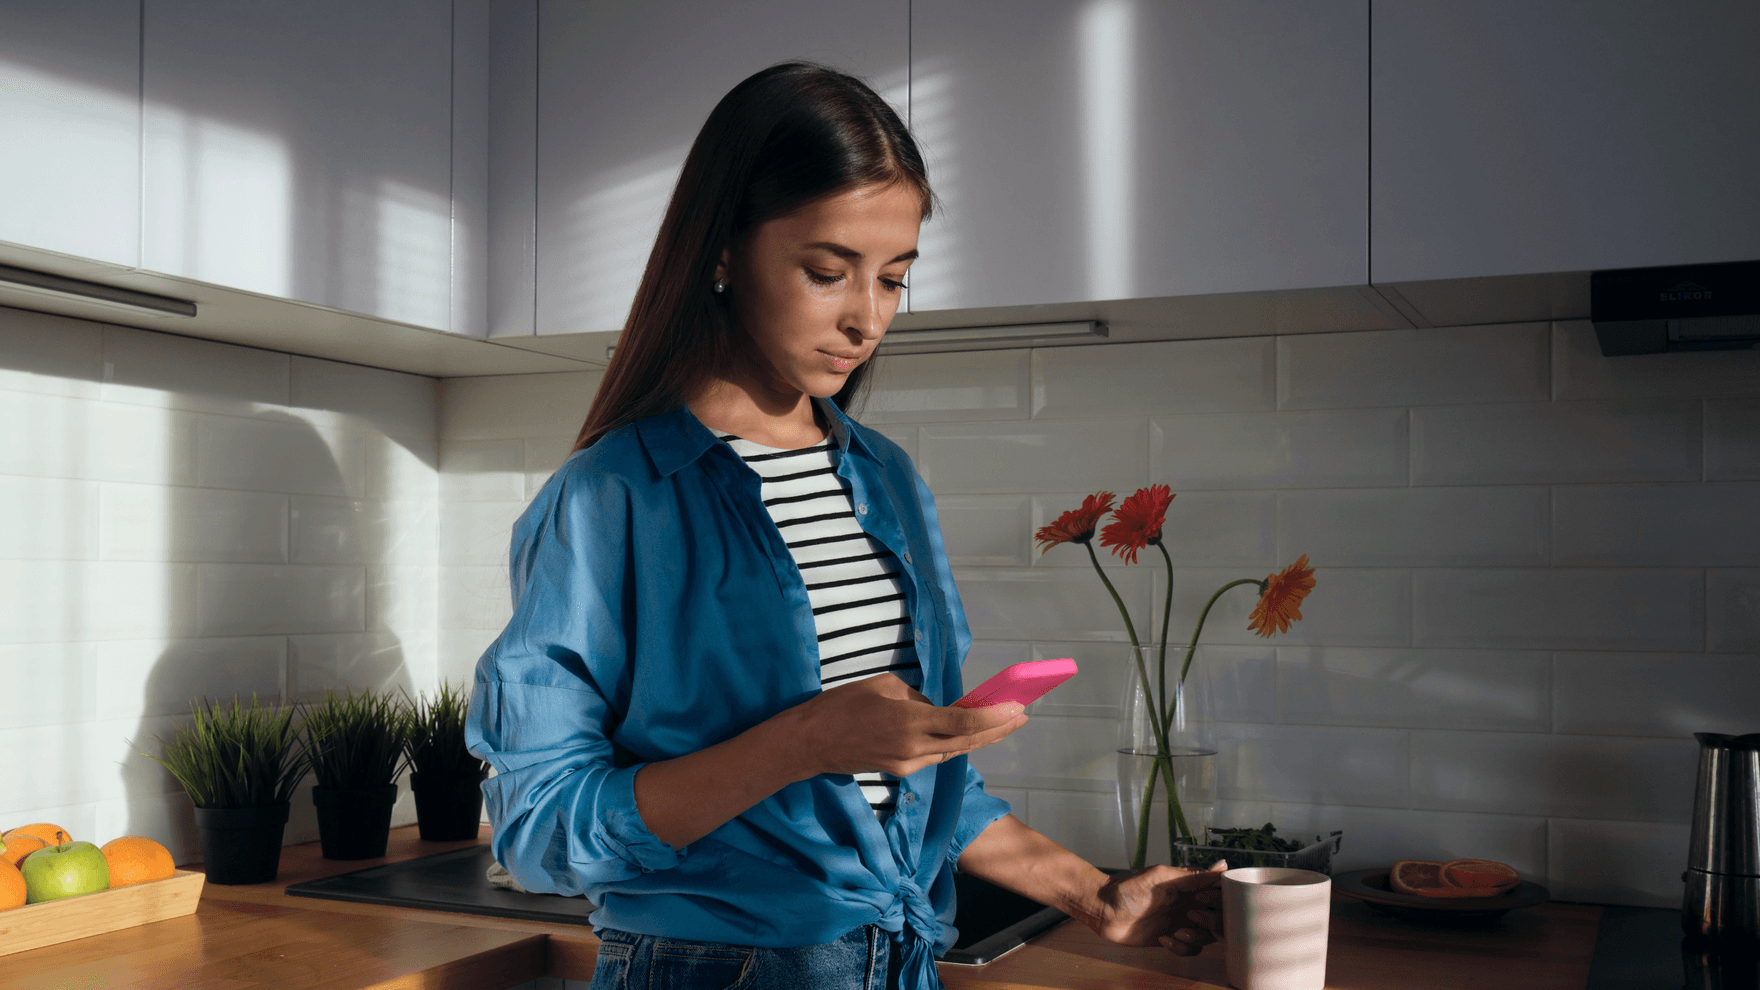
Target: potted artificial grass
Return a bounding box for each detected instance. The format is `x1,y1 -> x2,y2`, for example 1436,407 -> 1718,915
150,694 -> 307,884
302,689 -> 410,860
404,683 -> 490,841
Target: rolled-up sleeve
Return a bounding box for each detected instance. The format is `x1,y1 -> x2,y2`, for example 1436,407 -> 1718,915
465,465 -> 682,896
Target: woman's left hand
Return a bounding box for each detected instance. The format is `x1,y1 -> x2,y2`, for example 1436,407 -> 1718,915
1088,860 -> 1226,956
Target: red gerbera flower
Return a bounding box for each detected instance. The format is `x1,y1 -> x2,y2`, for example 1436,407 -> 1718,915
1247,554 -> 1316,638
1034,492 -> 1115,554
1099,484 -> 1174,564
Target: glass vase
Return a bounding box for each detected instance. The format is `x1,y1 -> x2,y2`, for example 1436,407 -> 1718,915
1116,644 -> 1217,870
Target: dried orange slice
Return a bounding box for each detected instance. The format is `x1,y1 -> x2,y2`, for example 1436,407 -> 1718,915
1442,858 -> 1520,892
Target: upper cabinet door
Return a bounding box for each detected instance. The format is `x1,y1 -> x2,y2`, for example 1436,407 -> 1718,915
534,0 -> 908,336
0,0 -> 142,269
1372,0 -> 1760,284
141,1 -> 455,329
908,0 -> 1368,313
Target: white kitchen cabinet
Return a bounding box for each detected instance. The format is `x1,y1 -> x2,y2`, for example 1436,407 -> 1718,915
489,0 -> 538,339
141,1 -> 457,330
533,0 -> 908,337
907,0 -> 1368,313
1371,0 -> 1760,284
0,0 -> 142,270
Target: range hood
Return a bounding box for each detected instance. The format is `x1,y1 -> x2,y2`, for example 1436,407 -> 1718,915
1592,259 -> 1760,355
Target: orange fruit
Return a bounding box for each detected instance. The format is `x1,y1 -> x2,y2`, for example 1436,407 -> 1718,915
4,823 -> 71,848
1442,858 -> 1520,892
0,861 -> 24,911
100,836 -> 176,888
1389,860 -> 1447,894
0,833 -> 46,868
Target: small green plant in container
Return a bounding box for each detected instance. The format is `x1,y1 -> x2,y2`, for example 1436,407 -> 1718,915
301,689 -> 410,860
151,694 -> 307,884
404,683 -> 490,841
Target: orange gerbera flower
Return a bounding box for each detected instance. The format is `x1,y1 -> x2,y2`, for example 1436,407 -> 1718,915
1247,554 -> 1316,637
1099,484 -> 1174,564
1034,492 -> 1115,553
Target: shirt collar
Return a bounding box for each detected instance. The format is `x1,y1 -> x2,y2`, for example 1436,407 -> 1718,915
635,397 -> 874,478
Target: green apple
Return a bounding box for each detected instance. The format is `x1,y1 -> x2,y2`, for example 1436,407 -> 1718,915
20,840 -> 109,903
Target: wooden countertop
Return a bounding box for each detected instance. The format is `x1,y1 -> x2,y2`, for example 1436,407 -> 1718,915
0,827 -> 1603,989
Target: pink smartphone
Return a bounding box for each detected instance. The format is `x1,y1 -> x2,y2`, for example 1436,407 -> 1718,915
952,658 -> 1078,709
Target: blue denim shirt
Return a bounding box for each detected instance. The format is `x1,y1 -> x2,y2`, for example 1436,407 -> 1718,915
466,399 -> 1012,990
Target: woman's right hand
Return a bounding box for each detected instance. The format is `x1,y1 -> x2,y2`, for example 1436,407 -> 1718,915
779,674 -> 1029,780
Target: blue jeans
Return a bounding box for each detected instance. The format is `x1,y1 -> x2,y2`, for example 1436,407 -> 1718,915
588,924 -> 895,990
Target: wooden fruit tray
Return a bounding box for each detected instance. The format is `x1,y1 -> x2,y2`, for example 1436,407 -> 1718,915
0,869 -> 205,957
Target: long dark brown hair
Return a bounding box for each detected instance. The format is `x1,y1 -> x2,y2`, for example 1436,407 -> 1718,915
571,62 -> 932,452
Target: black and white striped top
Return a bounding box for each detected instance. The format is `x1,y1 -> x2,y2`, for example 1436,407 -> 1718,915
717,432 -> 923,820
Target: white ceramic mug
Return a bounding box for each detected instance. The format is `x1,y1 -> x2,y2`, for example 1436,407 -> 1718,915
1221,867 -> 1331,990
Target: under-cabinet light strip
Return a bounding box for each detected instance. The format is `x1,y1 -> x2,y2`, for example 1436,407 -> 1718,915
0,264 -> 197,319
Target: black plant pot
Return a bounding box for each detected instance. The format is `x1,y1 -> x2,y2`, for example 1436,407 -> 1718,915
410,771 -> 487,842
193,803 -> 290,885
312,784 -> 398,860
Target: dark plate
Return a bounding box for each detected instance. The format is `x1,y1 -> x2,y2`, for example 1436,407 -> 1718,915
1334,867 -> 1550,921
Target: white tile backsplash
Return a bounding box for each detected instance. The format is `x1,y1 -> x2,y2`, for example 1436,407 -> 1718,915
1553,651 -> 1760,738
437,370 -> 602,441
920,419 -> 1148,494
1213,723 -> 1412,809
102,484 -> 287,563
6,304 -> 1748,902
936,495 -> 1032,567
1151,409 -> 1409,490
1413,568 -> 1705,652
1031,491 -> 1276,569
2,316 -> 439,865
1279,487 -> 1549,568
0,306 -> 103,399
195,564 -> 366,637
865,349 -> 1030,423
0,474 -> 99,559
1411,731 -> 1697,822
1412,399 -> 1701,485
196,414 -> 370,499
1278,648 -> 1552,732
101,324 -> 290,413
1033,337 -> 1276,418
1166,567 -> 1413,648
1552,483 -> 1760,566
290,356 -> 439,441
1707,569 -> 1760,653
1547,818 -> 1692,907
1705,399 -> 1760,481
952,566 -> 1153,642
1553,320 -> 1760,402
1277,323 -> 1550,411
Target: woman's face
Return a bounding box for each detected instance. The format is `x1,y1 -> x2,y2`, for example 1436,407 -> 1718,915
720,181 -> 922,400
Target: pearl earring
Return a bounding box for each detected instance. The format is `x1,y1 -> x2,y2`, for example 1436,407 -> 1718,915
712,279 -> 727,293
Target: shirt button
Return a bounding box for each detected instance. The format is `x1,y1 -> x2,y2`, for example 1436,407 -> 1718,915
904,793 -> 917,804
914,630 -> 923,642
856,503 -> 868,516
903,552 -> 912,564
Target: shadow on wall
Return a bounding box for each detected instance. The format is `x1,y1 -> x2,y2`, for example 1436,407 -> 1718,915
119,410 -> 414,859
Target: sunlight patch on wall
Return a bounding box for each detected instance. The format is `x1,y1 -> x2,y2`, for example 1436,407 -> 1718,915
1079,0 -> 1136,302
144,107 -> 291,298
553,146 -> 685,335
902,63 -> 962,312
0,59 -> 140,265
371,178 -> 452,331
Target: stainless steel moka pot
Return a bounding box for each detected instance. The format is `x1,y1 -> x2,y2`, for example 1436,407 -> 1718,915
1684,732 -> 1760,941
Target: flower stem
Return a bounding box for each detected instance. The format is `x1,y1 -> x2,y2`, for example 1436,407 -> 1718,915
1089,542 -> 1181,867
1172,578 -> 1267,720
1085,542 -> 1141,649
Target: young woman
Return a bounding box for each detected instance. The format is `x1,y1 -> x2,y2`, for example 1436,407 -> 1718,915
467,62 -> 1223,990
